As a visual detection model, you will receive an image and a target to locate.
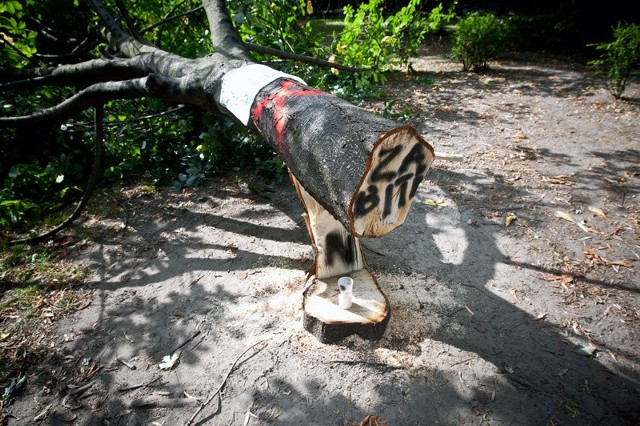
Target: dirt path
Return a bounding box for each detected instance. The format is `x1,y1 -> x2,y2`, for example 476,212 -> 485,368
7,47 -> 640,425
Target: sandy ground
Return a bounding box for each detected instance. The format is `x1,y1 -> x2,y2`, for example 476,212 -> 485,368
6,46 -> 640,425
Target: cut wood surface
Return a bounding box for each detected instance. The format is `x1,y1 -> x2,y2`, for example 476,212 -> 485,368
292,174 -> 364,279
303,270 -> 390,344
351,126 -> 435,237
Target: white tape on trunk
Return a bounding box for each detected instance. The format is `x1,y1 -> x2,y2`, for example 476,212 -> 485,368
218,64 -> 306,125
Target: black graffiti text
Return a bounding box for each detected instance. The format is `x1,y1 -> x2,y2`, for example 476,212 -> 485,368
354,143 -> 428,219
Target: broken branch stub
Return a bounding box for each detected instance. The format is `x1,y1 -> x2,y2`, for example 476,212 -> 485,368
248,78 -> 435,238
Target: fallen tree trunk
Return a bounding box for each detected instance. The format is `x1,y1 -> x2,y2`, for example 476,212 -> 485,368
247,77 -> 435,238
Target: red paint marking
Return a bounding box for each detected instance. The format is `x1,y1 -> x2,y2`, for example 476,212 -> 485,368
252,80 -> 324,155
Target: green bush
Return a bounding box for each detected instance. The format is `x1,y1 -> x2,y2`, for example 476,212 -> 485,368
333,0 -> 455,85
451,11 -> 512,72
589,22 -> 640,99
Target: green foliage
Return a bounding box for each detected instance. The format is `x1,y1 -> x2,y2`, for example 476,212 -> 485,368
333,0 -> 455,85
115,0 -> 212,57
196,114 -> 286,181
380,100 -> 415,121
0,155 -> 86,231
0,0 -> 38,67
451,11 -> 513,72
230,0 -> 314,53
589,22 -> 640,99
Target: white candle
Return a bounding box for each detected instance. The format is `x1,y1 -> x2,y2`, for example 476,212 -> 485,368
337,276 -> 354,309
338,292 -> 352,309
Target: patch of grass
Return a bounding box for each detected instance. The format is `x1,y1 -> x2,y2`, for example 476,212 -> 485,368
0,241 -> 90,417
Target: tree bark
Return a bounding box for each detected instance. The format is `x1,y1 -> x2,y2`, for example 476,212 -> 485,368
249,78 -> 434,237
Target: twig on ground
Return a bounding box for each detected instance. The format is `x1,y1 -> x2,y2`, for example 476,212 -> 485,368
118,358 -> 137,370
328,360 -> 403,370
171,330 -> 202,354
434,151 -> 464,162
362,243 -> 385,256
117,376 -> 160,393
185,340 -> 265,426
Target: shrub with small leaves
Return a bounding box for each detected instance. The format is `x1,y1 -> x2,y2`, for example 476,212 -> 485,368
589,22 -> 640,99
451,11 -> 512,72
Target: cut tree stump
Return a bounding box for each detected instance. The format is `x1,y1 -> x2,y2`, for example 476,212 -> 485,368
277,80 -> 436,342
293,175 -> 390,343
303,270 -> 389,344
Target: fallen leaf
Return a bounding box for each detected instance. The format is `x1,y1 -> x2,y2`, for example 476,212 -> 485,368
555,210 -> 589,232
509,288 -> 520,303
514,132 -> 528,140
543,273 -> 575,284
159,353 -> 179,370
183,391 -> 200,400
584,248 -> 607,265
505,212 -> 517,227
546,175 -> 573,185
436,105 -> 455,113
607,259 -> 633,268
358,415 -> 390,426
238,272 -> 248,280
534,313 -> 548,321
588,206 -> 607,218
3,375 -> 27,402
584,249 -> 633,268
424,198 -> 445,207
555,210 -> 576,223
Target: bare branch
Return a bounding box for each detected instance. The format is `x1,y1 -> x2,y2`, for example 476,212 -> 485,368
114,0 -> 143,41
245,43 -> 373,73
202,0 -> 249,61
141,5 -> 205,36
33,40 -> 100,63
0,78 -> 149,127
87,0 -> 131,44
88,0 -> 151,58
145,73 -> 211,109
0,57 -> 149,91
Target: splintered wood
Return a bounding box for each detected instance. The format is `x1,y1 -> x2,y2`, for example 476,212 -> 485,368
292,175 -> 390,343
293,176 -> 364,279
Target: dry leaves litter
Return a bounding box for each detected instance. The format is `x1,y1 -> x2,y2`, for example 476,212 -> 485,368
584,248 -> 634,268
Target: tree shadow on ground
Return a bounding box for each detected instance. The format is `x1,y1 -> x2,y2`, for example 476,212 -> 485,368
17,162 -> 638,425
18,180 -> 312,425
233,163 -> 639,425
